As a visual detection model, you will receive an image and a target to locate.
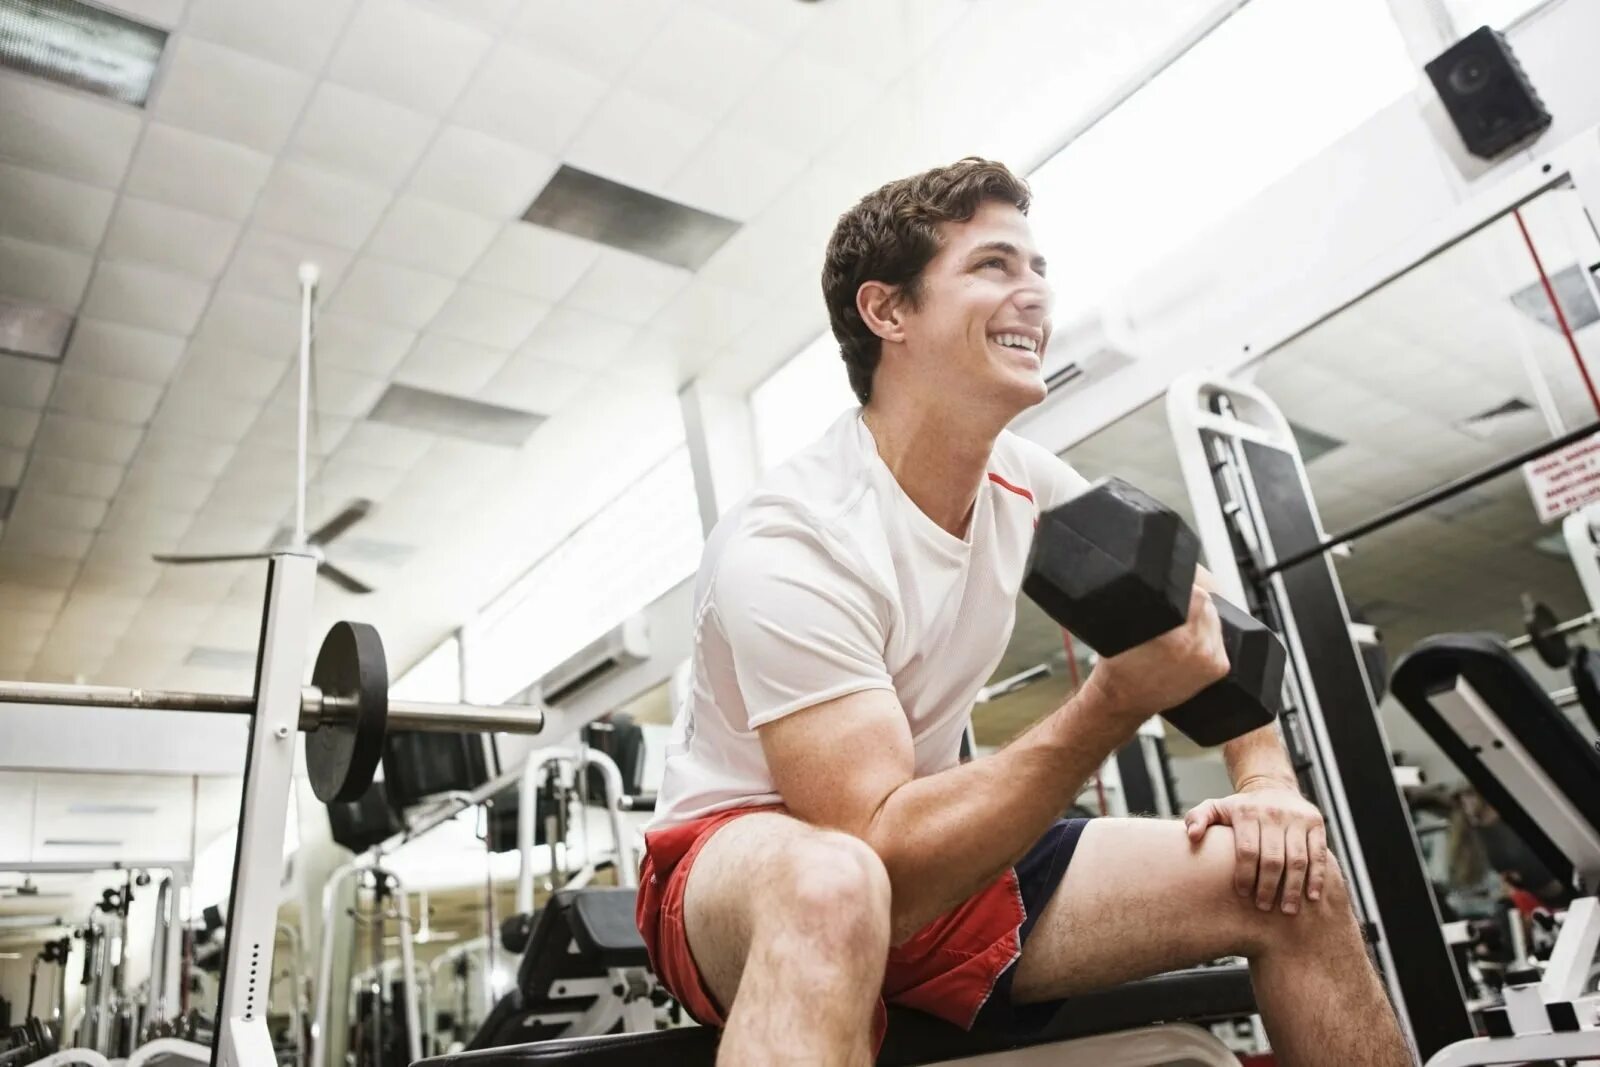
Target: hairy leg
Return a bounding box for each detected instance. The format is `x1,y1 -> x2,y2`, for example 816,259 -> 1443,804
1011,818 -> 1411,1067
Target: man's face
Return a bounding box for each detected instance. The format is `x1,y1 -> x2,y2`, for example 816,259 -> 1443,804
896,199 -> 1053,412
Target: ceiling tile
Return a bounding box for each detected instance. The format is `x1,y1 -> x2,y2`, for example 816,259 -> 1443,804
75,560 -> 161,599
81,262 -> 212,336
314,314 -> 416,378
0,583 -> 66,615
190,291 -> 300,358
407,125 -> 558,218
508,0 -> 673,84
796,0 -> 964,86
365,196 -> 499,277
693,0 -> 818,42
302,365 -> 386,419
186,0 -> 357,72
218,228 -> 353,304
123,124 -> 274,221
0,79 -> 142,189
25,455 -> 124,501
0,407 -> 42,450
451,43 -> 607,155
149,560 -> 243,602
564,91 -> 714,193
178,511 -> 277,553
3,523 -> 93,561
649,278 -> 764,348
0,356 -> 56,410
315,455 -> 408,501
328,260 -> 456,330
33,413 -> 143,465
118,465 -> 215,513
0,164 -> 116,251
253,162 -> 393,251
176,344 -> 287,404
287,83 -> 437,188
563,249 -> 690,325
425,285 -> 548,350
0,236 -> 93,310
622,7 -> 782,122
483,354 -> 589,415
132,431 -> 236,478
0,446 -> 24,484
667,129 -> 805,223
63,320 -> 186,385
100,198 -> 241,280
336,420 -> 435,470
49,370 -> 164,426
514,305 -> 636,371
328,0 -> 493,115
0,550 -> 77,589
248,403 -> 354,457
468,223 -> 602,303
8,486 -> 107,533
148,389 -> 260,446
395,334 -> 512,396
152,38 -> 315,154
723,54 -> 879,160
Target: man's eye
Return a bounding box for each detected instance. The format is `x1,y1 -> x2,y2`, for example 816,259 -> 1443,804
980,258 -> 1006,269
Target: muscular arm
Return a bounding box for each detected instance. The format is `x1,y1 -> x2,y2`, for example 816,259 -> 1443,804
761,676 -> 1135,944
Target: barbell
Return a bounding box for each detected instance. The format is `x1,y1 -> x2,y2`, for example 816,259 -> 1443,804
0,620 -> 545,803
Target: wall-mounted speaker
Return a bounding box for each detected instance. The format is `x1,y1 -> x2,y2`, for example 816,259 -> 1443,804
1425,26 -> 1551,160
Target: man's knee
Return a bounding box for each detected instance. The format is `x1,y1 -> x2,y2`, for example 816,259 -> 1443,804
773,831 -> 891,948
1245,852 -> 1360,957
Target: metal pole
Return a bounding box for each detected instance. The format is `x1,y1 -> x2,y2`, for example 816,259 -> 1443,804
0,680 -> 545,735
389,877 -> 422,1065
293,263 -> 316,550
309,861 -> 359,1067
1262,419 -> 1600,576
1506,611 -> 1600,651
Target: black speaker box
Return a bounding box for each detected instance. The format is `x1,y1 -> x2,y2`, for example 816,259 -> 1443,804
1425,26 -> 1551,160
381,730 -> 495,816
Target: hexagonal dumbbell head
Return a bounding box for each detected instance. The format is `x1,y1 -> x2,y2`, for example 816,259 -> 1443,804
1163,594 -> 1286,746
1023,477 -> 1200,656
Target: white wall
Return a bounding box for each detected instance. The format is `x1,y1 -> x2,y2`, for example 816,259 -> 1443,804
0,704 -> 247,776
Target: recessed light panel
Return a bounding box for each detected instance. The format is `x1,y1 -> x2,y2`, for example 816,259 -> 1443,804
0,0 -> 168,106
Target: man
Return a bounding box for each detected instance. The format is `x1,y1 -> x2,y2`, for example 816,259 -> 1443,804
636,158 -> 1411,1066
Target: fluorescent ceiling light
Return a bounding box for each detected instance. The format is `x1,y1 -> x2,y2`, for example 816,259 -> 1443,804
0,0 -> 168,107
0,297 -> 74,362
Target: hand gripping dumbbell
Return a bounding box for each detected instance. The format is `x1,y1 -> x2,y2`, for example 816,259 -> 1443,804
1023,477 -> 1286,746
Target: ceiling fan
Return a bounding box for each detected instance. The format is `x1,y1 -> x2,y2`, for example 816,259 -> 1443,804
152,264 -> 378,595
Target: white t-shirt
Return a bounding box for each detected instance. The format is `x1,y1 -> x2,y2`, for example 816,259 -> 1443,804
651,409 -> 1090,830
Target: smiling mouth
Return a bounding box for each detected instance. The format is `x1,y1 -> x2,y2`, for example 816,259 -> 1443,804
990,333 -> 1043,361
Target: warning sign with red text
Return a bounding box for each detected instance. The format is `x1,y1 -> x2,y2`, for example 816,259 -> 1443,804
1524,431 -> 1600,523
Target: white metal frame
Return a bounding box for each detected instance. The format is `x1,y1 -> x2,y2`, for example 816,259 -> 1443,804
308,863 -> 421,1067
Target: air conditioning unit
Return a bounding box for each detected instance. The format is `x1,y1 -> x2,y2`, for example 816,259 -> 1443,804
1042,310 -> 1138,394
538,616 -> 651,705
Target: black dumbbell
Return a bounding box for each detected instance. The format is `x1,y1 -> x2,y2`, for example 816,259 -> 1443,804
1023,477 -> 1285,746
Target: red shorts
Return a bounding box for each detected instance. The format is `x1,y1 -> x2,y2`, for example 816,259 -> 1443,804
635,805 -> 1089,1051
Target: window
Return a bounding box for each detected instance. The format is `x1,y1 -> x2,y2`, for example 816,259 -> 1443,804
1027,0 -> 1416,308
391,635 -> 462,703
467,447 -> 704,705
1439,0 -> 1557,33
749,331 -> 855,470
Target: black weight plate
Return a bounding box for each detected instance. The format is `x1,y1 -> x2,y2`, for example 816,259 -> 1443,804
1570,646 -> 1600,736
1525,599 -> 1569,669
306,621 -> 388,803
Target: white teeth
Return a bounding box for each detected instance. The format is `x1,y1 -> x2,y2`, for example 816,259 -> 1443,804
992,333 -> 1038,353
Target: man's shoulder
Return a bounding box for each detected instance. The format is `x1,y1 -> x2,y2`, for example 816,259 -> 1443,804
992,429 -> 1090,510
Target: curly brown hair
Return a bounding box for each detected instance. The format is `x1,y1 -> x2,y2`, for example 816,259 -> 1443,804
821,158 -> 1032,404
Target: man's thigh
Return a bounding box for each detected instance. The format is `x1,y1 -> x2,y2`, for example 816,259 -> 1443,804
680,810 -> 827,1010
1011,817 -> 1271,1002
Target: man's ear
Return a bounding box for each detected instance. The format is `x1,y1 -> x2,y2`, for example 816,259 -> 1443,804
857,281 -> 906,345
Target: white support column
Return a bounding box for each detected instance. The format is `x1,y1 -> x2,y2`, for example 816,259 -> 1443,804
216,553 -> 318,1067
679,379 -> 758,538
1383,0 -> 1458,66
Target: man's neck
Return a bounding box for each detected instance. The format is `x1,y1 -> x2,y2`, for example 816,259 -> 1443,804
862,399 -> 1004,539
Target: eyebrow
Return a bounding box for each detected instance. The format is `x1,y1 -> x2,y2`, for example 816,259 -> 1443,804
970,240 -> 1047,274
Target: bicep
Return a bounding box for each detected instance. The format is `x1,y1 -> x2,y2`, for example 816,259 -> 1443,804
758,687 -> 914,837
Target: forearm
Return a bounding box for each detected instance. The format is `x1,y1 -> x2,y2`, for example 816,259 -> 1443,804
863,677 -> 1134,942
1223,722 -> 1298,791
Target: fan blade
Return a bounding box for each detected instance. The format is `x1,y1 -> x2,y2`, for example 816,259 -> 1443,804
153,552 -> 276,565
318,560 -> 374,595
307,499 -> 373,547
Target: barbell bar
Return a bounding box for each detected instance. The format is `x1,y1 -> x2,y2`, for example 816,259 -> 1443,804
0,679 -> 542,735
0,620 -> 545,803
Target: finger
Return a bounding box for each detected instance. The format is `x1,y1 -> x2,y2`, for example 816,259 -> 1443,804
1307,824 -> 1328,903
1280,824 -> 1310,915
1232,814 -> 1260,899
1185,799 -> 1223,842
1255,810 -> 1287,912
